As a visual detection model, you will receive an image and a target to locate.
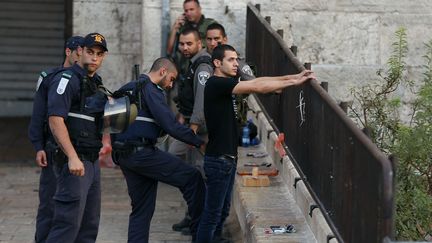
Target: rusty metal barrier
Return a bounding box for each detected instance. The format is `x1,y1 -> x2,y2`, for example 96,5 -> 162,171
246,3 -> 395,243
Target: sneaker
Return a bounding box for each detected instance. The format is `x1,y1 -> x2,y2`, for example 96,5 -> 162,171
172,216 -> 191,231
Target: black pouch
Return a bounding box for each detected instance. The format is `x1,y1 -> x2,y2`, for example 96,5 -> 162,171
52,148 -> 68,167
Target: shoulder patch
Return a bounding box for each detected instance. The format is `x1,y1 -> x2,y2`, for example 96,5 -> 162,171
241,65 -> 253,76
36,75 -> 44,91
56,73 -> 71,95
198,71 -> 210,85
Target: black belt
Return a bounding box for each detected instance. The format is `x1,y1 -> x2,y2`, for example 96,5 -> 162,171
217,154 -> 237,161
78,152 -> 99,162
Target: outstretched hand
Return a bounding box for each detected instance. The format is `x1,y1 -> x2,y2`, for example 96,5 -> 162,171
293,70 -> 316,85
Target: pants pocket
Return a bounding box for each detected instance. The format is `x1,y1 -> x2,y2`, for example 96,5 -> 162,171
53,164 -> 81,202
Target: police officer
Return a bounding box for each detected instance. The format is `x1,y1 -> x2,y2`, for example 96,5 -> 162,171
112,57 -> 205,243
170,28 -> 212,158
170,27 -> 212,235
28,35 -> 84,243
167,0 -> 216,75
45,32 -> 108,243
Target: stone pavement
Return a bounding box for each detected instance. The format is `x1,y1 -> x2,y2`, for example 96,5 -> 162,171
0,161 -> 242,243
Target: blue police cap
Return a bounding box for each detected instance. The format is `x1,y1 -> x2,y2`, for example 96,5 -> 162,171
83,32 -> 108,52
65,36 -> 84,50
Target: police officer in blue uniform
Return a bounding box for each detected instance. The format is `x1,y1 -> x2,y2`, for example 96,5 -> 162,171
45,33 -> 109,243
112,57 -> 206,243
28,35 -> 84,243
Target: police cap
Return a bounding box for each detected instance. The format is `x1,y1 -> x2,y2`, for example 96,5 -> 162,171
83,32 -> 108,52
65,36 -> 84,50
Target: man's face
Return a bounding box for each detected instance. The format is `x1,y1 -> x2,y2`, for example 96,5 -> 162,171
218,50 -> 239,77
160,69 -> 178,90
178,33 -> 201,58
206,29 -> 227,54
183,1 -> 201,23
65,47 -> 81,67
79,46 -> 106,75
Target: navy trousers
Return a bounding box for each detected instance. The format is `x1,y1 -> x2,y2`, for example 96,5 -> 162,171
35,152 -> 56,243
118,146 -> 205,243
45,159 -> 101,243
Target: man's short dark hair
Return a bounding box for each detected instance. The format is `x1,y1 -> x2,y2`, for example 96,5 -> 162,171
150,57 -> 177,73
179,27 -> 200,41
184,0 -> 200,6
212,44 -> 236,63
206,23 -> 226,38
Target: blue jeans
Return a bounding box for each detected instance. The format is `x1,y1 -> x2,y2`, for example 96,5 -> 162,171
196,155 -> 237,243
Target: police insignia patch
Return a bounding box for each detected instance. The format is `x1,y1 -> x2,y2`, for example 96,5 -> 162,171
242,65 -> 253,76
36,75 -> 43,91
198,71 -> 210,85
57,77 -> 69,95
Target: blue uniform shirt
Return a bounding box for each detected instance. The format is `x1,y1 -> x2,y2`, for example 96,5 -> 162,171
115,74 -> 203,148
47,64 -> 101,119
28,66 -> 64,152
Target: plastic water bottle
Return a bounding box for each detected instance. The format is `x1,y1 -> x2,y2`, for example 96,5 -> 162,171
242,124 -> 250,147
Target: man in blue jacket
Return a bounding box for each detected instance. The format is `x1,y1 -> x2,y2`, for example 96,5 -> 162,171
28,35 -> 84,243
113,57 -> 206,243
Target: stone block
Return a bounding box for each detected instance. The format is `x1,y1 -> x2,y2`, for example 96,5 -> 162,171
73,1 -> 142,55
380,14 -> 432,67
242,175 -> 271,187
97,53 -> 140,91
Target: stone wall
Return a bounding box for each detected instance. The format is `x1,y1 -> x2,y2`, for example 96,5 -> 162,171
73,0 -> 432,101
255,0 -> 432,101
73,0 -> 142,91
73,0 -> 253,90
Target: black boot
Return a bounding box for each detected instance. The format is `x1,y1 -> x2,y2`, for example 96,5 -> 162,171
172,215 -> 192,231
181,227 -> 192,236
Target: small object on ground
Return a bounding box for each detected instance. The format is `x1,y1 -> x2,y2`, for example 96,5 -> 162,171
237,167 -> 278,176
244,162 -> 272,167
246,152 -> 268,158
251,167 -> 259,178
266,224 -> 296,234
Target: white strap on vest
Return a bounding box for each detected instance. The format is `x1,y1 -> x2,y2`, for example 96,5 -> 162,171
136,116 -> 156,123
68,112 -> 95,122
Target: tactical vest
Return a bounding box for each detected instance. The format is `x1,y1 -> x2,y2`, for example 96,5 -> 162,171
175,55 -> 212,117
37,67 -> 65,141
65,73 -> 108,150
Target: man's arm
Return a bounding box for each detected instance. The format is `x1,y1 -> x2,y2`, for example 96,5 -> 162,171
190,63 -> 213,131
167,15 -> 185,55
49,116 -> 84,176
232,70 -> 315,95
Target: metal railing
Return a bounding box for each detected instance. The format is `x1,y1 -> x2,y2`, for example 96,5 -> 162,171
246,3 -> 395,243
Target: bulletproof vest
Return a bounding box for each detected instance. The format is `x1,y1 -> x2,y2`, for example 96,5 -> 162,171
37,67 -> 66,140
175,55 -> 212,116
66,73 -> 108,149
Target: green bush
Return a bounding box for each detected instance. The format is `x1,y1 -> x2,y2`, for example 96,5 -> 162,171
349,27 -> 432,241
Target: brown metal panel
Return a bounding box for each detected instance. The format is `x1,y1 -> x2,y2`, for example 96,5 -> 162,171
246,3 -> 394,243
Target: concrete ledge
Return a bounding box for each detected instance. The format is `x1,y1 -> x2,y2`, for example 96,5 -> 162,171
231,95 -> 338,243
